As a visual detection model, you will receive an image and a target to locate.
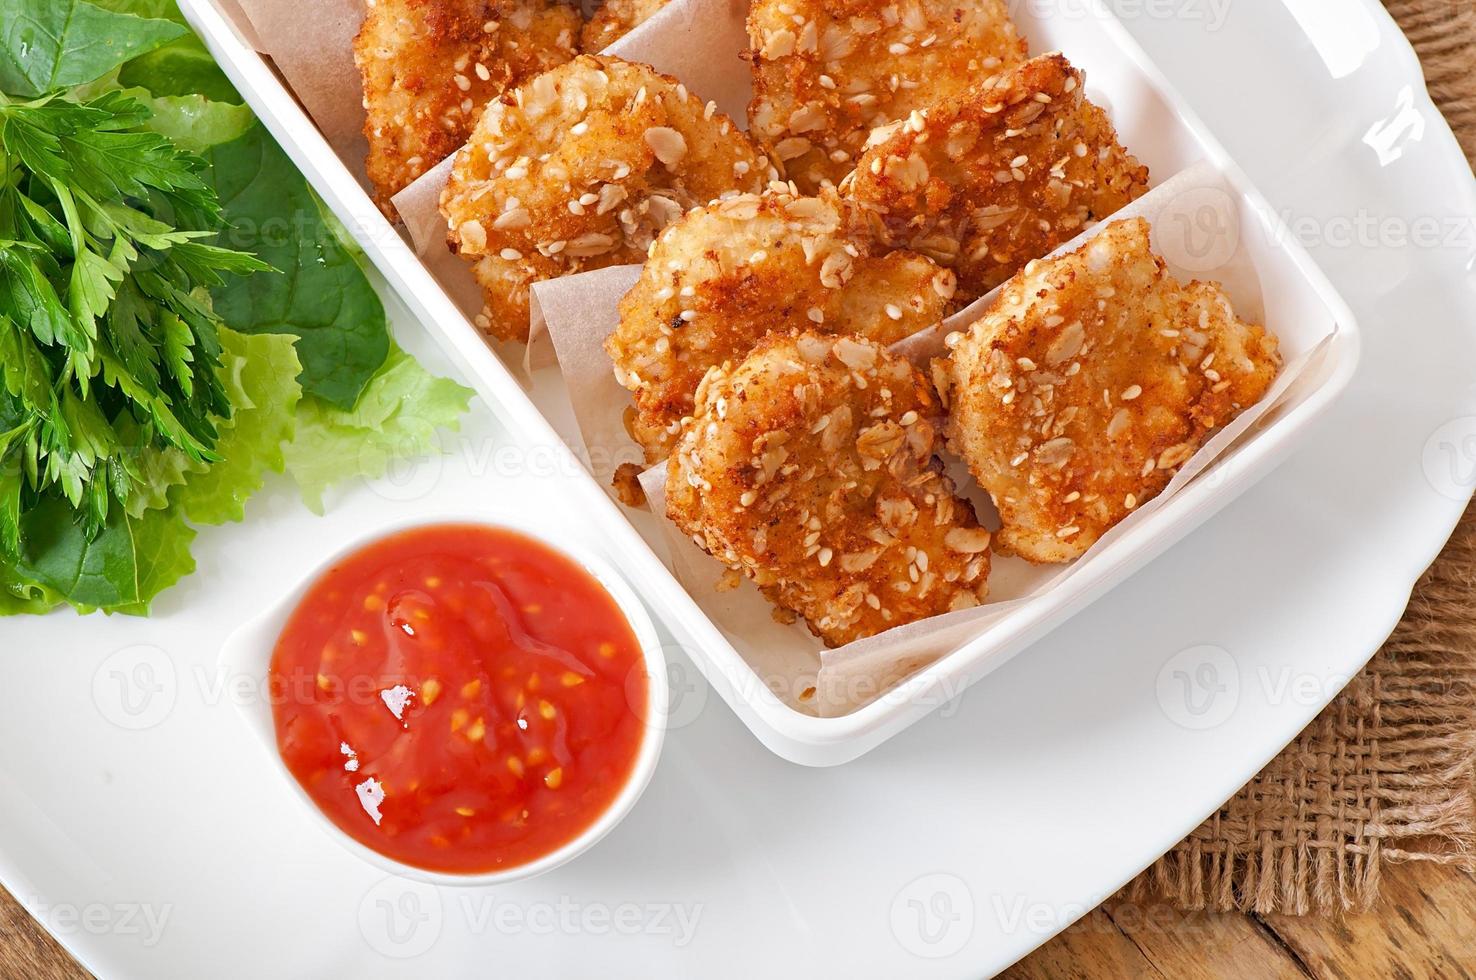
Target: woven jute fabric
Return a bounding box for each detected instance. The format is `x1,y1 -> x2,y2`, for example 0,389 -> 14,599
1124,0 -> 1476,914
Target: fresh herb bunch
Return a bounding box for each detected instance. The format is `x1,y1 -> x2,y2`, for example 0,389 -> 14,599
0,89 -> 268,551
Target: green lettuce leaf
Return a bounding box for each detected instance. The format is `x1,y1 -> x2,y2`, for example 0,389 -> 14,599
0,0 -> 186,98
11,496 -> 197,615
0,561 -> 59,615
204,123 -> 390,409
171,328 -> 301,525
285,345 -> 474,512
133,91 -> 253,152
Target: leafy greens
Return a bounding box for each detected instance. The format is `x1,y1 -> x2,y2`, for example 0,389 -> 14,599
0,0 -> 472,616
205,125 -> 391,409
0,89 -> 270,545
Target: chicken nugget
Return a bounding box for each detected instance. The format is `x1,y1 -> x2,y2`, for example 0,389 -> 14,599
938,217 -> 1281,564
843,53 -> 1150,303
747,0 -> 1026,195
441,55 -> 774,341
581,0 -> 671,51
667,332 -> 991,646
607,191 -> 957,463
354,0 -> 582,215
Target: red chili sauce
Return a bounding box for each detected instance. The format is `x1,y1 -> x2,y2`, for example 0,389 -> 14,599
269,523 -> 648,874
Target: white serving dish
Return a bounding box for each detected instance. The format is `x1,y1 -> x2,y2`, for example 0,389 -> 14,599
0,5 -> 1471,976
179,0 -> 1360,765
218,513 -> 669,886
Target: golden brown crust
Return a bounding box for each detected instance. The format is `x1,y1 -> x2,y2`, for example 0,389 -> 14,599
607,190 -> 957,464
581,0 -> 671,51
354,0 -> 581,216
842,52 -> 1151,303
667,332 -> 991,647
440,55 -> 774,342
938,218 -> 1282,564
747,0 -> 1027,195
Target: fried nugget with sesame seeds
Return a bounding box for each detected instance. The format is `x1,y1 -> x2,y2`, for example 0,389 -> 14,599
843,52 -> 1150,304
667,332 -> 991,647
747,0 -> 1026,196
581,0 -> 671,51
440,55 -> 774,341
354,0 -> 582,215
937,218 -> 1281,564
606,191 -> 957,464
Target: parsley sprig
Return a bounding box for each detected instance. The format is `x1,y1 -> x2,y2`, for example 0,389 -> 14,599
0,89 -> 268,550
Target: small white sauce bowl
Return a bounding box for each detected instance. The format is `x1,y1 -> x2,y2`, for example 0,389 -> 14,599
219,512 -> 668,886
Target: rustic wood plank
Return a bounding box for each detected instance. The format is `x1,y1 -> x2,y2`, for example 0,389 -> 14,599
1102,901 -> 1310,980
0,885 -> 89,980
1258,861 -> 1476,980
1005,899 -> 1311,979
1000,906 -> 1166,980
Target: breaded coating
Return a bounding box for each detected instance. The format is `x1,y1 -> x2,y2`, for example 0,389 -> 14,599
607,191 -> 958,463
441,55 -> 773,341
354,0 -> 581,215
747,0 -> 1027,195
843,53 -> 1150,303
667,332 -> 991,646
582,0 -> 671,51
938,218 -> 1281,564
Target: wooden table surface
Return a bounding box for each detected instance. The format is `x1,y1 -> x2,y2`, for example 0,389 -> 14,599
5,1 -> 1475,978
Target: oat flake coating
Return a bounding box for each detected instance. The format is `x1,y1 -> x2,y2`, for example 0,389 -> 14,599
938,218 -> 1282,564
747,0 -> 1027,195
667,332 -> 991,647
607,190 -> 958,463
843,52 -> 1150,304
354,0 -> 582,215
440,55 -> 774,341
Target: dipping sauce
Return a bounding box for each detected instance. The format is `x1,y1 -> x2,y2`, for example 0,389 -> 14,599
269,523 -> 649,874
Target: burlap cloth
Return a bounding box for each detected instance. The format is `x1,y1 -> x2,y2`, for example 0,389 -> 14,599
1123,0 -> 1476,915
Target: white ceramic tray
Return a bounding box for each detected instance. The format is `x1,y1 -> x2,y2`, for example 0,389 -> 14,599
1,2 -> 1471,975
179,0 -> 1358,765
